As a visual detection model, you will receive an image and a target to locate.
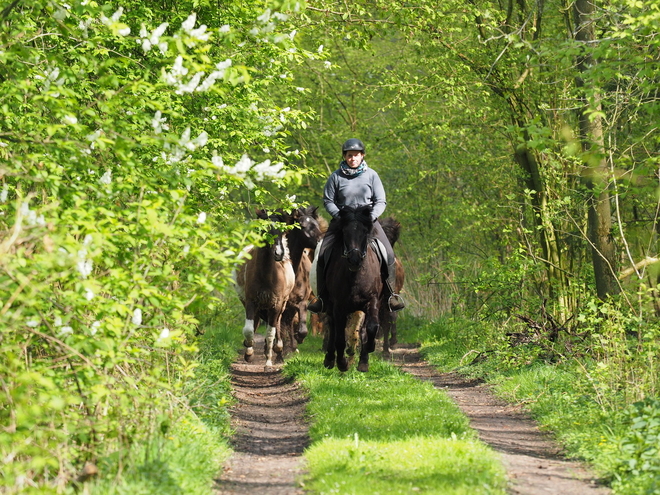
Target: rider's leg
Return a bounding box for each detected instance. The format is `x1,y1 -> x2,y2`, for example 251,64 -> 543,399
386,261 -> 405,312
308,231 -> 334,314
308,257 -> 326,313
373,221 -> 405,312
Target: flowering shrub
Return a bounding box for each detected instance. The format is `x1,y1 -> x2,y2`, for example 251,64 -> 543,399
0,0 -> 314,490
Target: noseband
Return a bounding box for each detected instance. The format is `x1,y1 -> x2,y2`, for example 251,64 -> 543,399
342,246 -> 367,260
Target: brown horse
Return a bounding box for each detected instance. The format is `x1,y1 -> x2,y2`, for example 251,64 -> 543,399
233,209 -> 295,367
323,205 -> 383,372
379,217 -> 404,357
278,206 -> 325,355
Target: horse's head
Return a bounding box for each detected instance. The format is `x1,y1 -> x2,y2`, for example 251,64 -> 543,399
256,209 -> 289,262
338,205 -> 374,272
292,206 -> 324,249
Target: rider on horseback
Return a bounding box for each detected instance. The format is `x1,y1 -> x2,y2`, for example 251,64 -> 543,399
308,138 -> 405,314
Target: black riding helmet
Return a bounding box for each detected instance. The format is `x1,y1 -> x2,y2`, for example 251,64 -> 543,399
342,138 -> 365,154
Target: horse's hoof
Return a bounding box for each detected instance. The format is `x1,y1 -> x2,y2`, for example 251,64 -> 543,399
265,361 -> 273,368
323,355 -> 335,369
357,361 -> 369,372
243,339 -> 253,348
337,357 -> 349,372
244,350 -> 254,363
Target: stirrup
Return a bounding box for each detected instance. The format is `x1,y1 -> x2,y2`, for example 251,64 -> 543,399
308,297 -> 324,314
388,294 -> 405,312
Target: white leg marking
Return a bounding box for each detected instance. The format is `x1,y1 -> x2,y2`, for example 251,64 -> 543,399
265,325 -> 276,367
242,318 -> 254,345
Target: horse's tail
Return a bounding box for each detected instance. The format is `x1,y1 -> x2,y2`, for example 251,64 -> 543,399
380,217 -> 401,247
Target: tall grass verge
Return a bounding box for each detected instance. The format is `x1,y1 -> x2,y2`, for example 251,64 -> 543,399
284,335 -> 507,495
88,308 -> 239,494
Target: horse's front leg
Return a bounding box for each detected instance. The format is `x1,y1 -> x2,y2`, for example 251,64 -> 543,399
295,304 -> 309,344
358,301 -> 380,372
365,299 -> 380,354
263,309 -> 278,367
242,306 -> 258,363
334,312 -> 350,372
323,313 -> 336,369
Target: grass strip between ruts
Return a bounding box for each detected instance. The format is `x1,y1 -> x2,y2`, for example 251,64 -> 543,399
284,336 -> 507,495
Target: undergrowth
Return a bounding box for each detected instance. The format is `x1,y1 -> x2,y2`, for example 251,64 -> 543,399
406,311 -> 660,495
87,309 -> 239,494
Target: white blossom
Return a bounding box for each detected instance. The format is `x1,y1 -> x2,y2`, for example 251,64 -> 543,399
118,27 -> 130,36
26,319 -> 39,328
86,129 -> 102,142
324,61 -> 332,69
219,24 -> 230,33
111,7 -> 123,22
180,13 -> 209,45
152,111 -> 167,134
85,288 -> 94,301
176,72 -> 204,94
90,321 -> 100,335
99,170 -> 112,185
54,316 -> 62,327
77,259 -> 93,279
257,9 -> 271,23
163,56 -> 189,86
59,326 -> 73,336
181,13 -> 197,32
0,185 -> 8,203
197,212 -> 207,224
132,308 -> 142,326
318,44 -> 324,53
289,30 -> 297,40
62,115 -> 78,125
158,327 -> 170,340
235,154 -> 254,176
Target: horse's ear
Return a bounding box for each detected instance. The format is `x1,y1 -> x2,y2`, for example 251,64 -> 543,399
310,206 -> 319,217
255,209 -> 268,220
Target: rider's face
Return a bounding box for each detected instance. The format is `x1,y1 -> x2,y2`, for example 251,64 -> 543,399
344,150 -> 364,168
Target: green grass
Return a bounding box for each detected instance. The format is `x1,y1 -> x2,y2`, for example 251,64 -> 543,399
89,312 -> 239,495
91,414 -> 230,495
285,335 -> 507,495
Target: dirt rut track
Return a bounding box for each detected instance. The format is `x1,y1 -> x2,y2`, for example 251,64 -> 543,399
214,334 -> 610,494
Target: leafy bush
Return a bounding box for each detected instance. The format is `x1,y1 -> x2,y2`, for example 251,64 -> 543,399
0,0 -> 318,490
613,398 -> 660,493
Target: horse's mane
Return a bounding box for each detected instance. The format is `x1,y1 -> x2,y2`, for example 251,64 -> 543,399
328,205 -> 374,236
380,217 -> 401,247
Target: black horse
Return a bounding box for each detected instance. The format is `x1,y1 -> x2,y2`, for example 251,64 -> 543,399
323,205 -> 383,372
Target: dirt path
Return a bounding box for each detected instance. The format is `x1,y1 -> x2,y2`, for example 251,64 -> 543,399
214,333 -> 308,495
214,336 -> 611,494
389,344 -> 610,495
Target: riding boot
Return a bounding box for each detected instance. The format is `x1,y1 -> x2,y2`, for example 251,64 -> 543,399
386,261 -> 405,312
308,258 -> 326,314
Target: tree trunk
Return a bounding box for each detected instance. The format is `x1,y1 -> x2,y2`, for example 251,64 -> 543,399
573,0 -> 620,299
